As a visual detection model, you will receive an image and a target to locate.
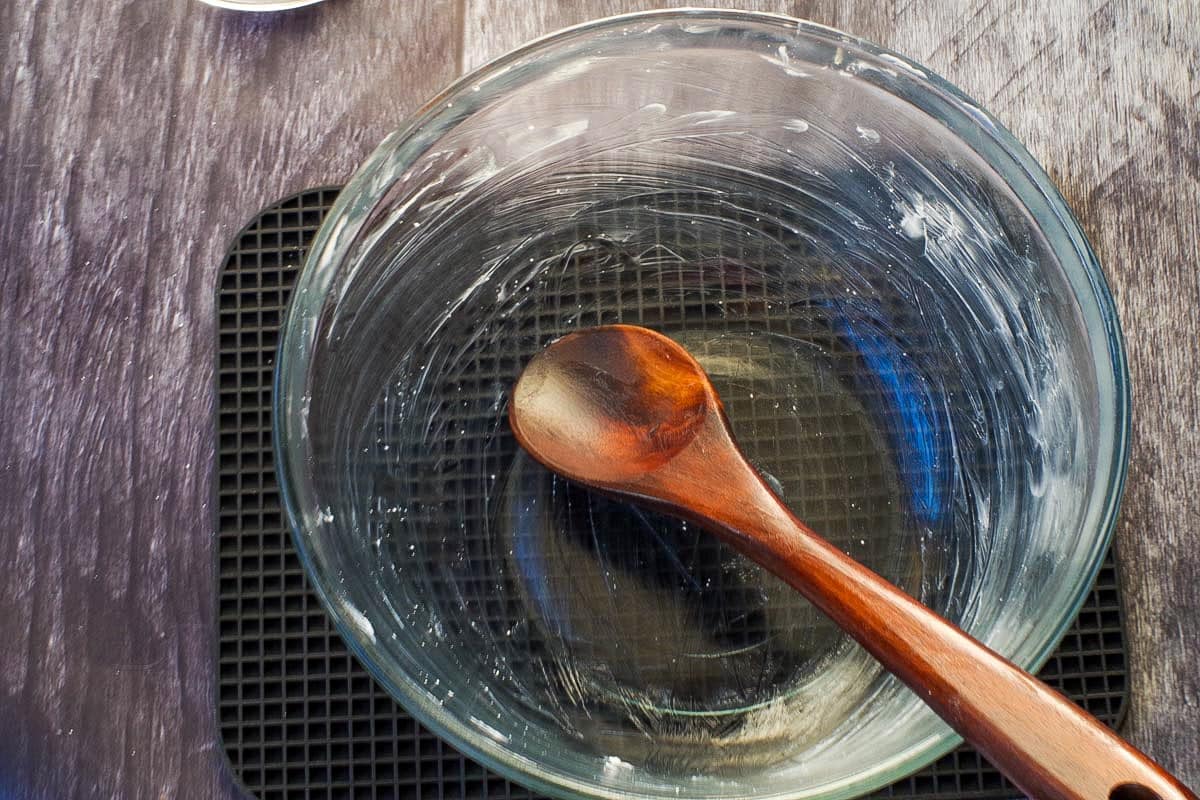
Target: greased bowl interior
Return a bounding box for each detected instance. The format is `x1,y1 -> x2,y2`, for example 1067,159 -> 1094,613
275,11 -> 1129,800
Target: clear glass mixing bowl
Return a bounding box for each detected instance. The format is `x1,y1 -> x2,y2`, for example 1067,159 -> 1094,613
275,10 -> 1129,800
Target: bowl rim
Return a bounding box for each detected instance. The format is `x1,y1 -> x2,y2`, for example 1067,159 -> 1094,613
274,8 -> 1131,800
196,0 -> 325,11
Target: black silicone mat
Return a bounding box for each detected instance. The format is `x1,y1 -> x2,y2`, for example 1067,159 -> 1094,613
215,189 -> 1129,800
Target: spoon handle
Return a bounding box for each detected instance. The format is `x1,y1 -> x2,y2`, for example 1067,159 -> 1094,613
696,468 -> 1197,800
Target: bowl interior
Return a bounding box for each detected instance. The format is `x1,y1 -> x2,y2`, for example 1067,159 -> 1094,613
276,11 -> 1127,800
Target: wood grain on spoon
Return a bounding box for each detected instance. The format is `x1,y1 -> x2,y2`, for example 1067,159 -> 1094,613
508,324 -> 1197,800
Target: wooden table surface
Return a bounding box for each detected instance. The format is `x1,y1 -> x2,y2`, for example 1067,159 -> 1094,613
3,1 -> 1198,797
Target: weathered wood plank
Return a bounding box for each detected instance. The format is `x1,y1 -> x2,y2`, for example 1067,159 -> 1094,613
0,2 -> 460,797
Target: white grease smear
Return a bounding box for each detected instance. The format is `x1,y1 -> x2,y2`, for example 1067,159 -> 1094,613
470,716 -> 511,743
602,755 -> 635,780
760,48 -> 813,78
877,53 -> 927,78
856,125 -> 881,143
898,194 -> 928,239
685,109 -> 738,125
339,599 -> 376,644
845,60 -> 899,79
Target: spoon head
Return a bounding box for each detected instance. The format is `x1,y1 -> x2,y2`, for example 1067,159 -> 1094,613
509,325 -> 715,484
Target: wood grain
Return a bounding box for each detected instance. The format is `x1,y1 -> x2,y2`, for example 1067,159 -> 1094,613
1,0 -> 1196,797
0,2 -> 460,798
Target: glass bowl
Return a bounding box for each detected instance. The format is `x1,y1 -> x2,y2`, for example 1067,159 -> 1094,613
274,10 -> 1129,800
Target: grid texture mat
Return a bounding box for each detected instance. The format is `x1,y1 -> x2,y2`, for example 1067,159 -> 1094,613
368,208 -> 945,731
215,189 -> 1129,800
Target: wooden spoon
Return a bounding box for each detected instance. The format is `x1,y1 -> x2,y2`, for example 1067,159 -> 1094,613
508,324 -> 1196,800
